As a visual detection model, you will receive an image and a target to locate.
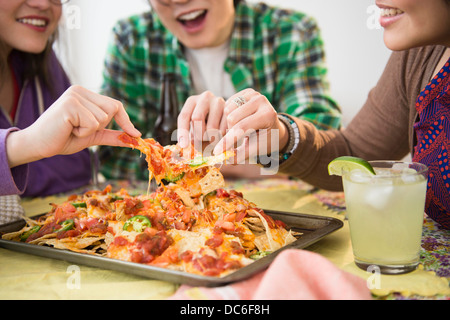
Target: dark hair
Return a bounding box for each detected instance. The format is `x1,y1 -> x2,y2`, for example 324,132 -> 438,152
234,0 -> 242,7
16,46 -> 53,88
0,34 -> 55,92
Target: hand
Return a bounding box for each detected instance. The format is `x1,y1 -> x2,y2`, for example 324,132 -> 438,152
177,91 -> 227,150
6,85 -> 141,168
213,89 -> 289,163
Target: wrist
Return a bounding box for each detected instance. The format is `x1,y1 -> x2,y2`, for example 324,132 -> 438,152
6,129 -> 39,168
278,117 -> 289,152
276,114 -> 299,163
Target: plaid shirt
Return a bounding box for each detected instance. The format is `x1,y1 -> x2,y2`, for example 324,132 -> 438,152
100,1 -> 341,180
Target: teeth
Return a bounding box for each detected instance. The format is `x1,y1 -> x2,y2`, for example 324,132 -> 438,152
178,10 -> 206,21
380,8 -> 404,17
18,18 -> 47,27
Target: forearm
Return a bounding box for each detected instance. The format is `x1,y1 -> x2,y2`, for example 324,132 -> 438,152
278,84 -> 411,191
5,129 -> 42,168
278,118 -> 347,191
0,128 -> 28,195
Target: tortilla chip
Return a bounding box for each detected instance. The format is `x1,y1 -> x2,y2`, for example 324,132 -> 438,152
243,217 -> 265,232
173,186 -> 196,208
28,233 -> 57,245
187,150 -> 235,169
114,201 -> 127,222
169,229 -> 210,255
198,167 -> 225,195
44,236 -> 104,251
250,210 -> 299,252
1,226 -> 29,241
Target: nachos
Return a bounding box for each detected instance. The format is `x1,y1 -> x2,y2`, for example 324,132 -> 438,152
2,135 -> 301,277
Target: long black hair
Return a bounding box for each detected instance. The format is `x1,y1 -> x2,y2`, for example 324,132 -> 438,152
0,33 -> 56,92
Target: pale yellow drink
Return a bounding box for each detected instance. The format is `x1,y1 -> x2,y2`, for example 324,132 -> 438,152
342,161 -> 428,274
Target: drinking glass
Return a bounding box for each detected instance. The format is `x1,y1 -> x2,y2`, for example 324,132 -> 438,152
342,161 -> 428,274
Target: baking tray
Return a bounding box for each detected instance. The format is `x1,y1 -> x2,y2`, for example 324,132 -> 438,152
0,210 -> 343,287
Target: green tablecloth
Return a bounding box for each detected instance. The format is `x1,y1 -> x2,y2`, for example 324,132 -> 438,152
0,178 -> 448,300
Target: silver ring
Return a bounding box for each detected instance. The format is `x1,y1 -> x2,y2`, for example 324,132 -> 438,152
233,96 -> 246,108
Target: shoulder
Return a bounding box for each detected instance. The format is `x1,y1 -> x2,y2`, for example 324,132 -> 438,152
394,46 -> 446,75
389,46 -> 447,93
241,2 -> 320,36
109,11 -> 166,50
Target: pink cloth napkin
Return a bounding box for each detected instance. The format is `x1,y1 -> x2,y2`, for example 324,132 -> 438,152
169,249 -> 372,300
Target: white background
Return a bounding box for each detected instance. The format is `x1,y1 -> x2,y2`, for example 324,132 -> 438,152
56,0 -> 391,126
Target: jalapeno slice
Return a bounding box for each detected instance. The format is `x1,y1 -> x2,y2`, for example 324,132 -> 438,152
108,194 -> 124,201
164,172 -> 185,183
20,225 -> 41,242
59,219 -> 75,232
123,215 -> 151,232
250,251 -> 271,260
189,156 -> 207,167
71,202 -> 86,208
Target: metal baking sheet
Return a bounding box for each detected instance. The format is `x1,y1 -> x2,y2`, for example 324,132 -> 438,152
0,210 -> 343,287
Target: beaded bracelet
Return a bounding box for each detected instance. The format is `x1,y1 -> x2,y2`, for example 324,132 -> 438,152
277,114 -> 300,164
257,114 -> 300,168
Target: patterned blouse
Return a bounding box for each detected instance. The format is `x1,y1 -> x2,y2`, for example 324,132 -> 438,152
413,58 -> 450,229
99,1 -> 341,180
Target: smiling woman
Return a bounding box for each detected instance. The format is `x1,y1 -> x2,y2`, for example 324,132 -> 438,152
0,0 -> 140,200
377,0 -> 450,50
201,0 -> 450,229
0,0 -> 61,95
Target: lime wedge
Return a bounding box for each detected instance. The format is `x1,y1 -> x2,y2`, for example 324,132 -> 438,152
327,156 -> 376,176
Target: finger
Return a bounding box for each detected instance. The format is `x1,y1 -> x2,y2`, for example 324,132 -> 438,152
205,96 -> 225,136
191,96 -> 211,144
69,102 -> 101,138
91,129 -> 137,147
213,111 -> 264,155
70,91 -> 111,129
226,95 -> 260,129
111,103 -> 141,137
225,88 -> 256,105
219,114 -> 228,137
213,124 -> 254,156
223,88 -> 257,115
67,86 -> 141,137
234,135 -> 260,165
86,96 -> 141,138
177,96 -> 199,148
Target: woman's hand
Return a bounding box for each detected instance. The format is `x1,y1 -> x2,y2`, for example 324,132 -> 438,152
6,85 -> 141,168
177,91 -> 227,151
213,89 -> 289,163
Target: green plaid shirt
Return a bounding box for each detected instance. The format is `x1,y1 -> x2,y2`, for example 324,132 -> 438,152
100,1 -> 341,180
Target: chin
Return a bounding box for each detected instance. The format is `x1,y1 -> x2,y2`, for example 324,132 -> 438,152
17,44 -> 48,54
180,38 -> 213,49
383,33 -> 412,51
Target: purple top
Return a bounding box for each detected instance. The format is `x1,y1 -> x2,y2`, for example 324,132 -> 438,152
0,50 -> 91,197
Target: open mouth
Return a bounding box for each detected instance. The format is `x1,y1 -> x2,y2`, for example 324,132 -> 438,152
17,17 -> 49,29
177,9 -> 207,29
379,8 -> 404,17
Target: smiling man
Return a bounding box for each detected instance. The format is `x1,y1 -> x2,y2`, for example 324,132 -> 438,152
99,0 -> 342,181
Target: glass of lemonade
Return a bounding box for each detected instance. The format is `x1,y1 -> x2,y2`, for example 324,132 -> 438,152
342,161 -> 428,274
